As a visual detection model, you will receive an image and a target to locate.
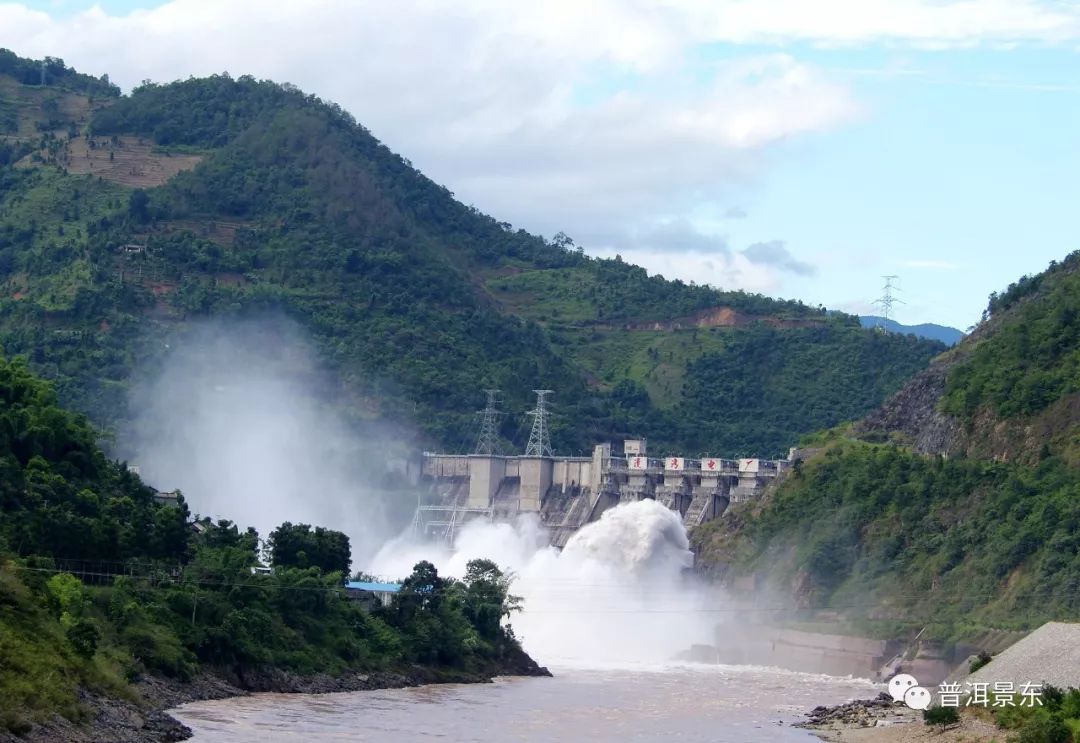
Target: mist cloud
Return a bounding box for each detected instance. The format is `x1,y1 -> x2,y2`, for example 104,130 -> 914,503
123,318 -> 417,566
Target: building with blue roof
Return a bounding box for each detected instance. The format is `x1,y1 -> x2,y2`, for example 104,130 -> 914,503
344,580 -> 402,611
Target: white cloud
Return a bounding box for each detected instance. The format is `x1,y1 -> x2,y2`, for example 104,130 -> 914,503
594,224 -> 817,296
595,246 -> 783,296
0,1 -> 861,292
741,240 -> 816,276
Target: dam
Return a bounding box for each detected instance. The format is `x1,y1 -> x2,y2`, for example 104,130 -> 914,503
414,437 -> 793,547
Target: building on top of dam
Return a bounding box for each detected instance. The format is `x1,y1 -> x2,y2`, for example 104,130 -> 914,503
412,391 -> 797,546
414,435 -> 795,547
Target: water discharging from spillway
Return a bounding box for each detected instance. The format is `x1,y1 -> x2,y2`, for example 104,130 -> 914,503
178,501 -> 884,742
370,499 -> 718,665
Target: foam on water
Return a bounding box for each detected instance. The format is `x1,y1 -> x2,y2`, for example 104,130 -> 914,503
370,499 -> 718,666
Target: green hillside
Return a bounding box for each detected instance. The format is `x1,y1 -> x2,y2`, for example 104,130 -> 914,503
0,355 -> 533,735
693,250 -> 1080,642
0,51 -> 943,458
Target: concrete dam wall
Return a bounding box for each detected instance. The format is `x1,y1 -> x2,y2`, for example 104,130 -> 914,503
414,438 -> 794,546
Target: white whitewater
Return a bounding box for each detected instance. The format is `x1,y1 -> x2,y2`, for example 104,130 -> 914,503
370,499 -> 717,665
174,500 -> 879,742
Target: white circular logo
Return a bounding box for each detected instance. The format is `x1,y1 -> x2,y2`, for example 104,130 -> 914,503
904,686 -> 932,711
888,673 -> 918,703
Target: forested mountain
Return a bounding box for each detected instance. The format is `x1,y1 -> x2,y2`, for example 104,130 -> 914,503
0,355 -> 535,736
694,250 -> 1080,642
0,51 -> 943,458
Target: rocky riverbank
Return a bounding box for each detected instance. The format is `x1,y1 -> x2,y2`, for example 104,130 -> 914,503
796,693 -> 1000,742
0,650 -> 551,743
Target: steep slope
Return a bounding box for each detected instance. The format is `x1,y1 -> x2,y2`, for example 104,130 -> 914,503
694,250 -> 1080,641
860,250 -> 1080,464
0,51 -> 943,457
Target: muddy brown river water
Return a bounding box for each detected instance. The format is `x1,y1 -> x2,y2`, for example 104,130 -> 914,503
172,663 -> 878,742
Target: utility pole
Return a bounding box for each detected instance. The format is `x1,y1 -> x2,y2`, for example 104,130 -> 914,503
473,389 -> 502,455
874,275 -> 905,331
524,390 -> 554,457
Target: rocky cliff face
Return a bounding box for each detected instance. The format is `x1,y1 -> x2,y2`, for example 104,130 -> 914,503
854,357 -> 963,456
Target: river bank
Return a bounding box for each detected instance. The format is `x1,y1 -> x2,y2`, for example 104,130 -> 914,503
0,648 -> 551,743
796,695 -> 1000,743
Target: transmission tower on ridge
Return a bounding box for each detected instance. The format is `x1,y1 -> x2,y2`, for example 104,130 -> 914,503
524,390 -> 554,457
473,389 -> 502,455
874,275 -> 905,332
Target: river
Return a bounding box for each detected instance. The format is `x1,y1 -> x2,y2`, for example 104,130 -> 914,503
174,502 -> 879,741
172,663 -> 877,742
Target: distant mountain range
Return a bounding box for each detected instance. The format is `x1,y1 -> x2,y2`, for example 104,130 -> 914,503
859,316 -> 964,346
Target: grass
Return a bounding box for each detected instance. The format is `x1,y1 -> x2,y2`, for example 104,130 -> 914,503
489,262 -> 738,407
486,267 -> 601,324
0,567 -> 83,730
545,324 -> 732,406
0,79 -> 96,141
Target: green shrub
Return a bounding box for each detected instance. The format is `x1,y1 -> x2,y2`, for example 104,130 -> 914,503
121,623 -> 198,680
65,618 -> 99,659
923,705 -> 960,729
1009,710 -> 1070,743
970,651 -> 992,673
1060,689 -> 1080,719
46,573 -> 85,623
0,708 -> 32,735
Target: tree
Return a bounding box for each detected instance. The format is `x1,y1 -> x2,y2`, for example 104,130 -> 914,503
266,522 -> 350,576
462,558 -> 520,640
922,705 -> 959,731
399,560 -> 442,609
551,231 -> 575,251
128,189 -> 150,223
197,518 -> 259,558
46,572 -> 85,626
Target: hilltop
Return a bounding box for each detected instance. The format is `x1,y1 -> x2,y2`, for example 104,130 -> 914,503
693,250 -> 1080,642
858,315 -> 964,346
0,50 -> 943,458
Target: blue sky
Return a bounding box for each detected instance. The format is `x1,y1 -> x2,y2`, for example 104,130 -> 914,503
720,43 -> 1080,327
2,0 -> 1078,330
